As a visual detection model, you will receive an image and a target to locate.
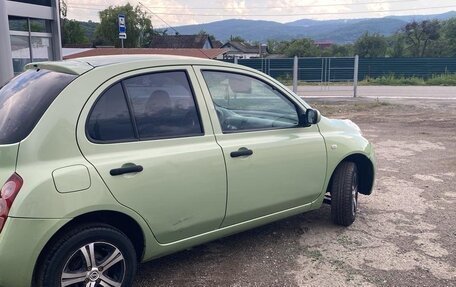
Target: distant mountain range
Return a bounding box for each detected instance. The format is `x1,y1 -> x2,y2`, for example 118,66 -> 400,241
76,11 -> 456,45
168,11 -> 456,43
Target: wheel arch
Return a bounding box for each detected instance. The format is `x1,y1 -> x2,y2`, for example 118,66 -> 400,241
327,153 -> 375,195
33,210 -> 145,284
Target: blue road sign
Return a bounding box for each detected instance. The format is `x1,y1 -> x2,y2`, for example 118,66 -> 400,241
118,14 -> 126,39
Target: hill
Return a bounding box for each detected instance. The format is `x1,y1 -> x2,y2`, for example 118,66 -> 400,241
170,11 -> 456,43
75,11 -> 456,44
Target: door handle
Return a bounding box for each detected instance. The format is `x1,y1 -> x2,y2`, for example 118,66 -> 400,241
110,164 -> 143,176
230,147 -> 253,158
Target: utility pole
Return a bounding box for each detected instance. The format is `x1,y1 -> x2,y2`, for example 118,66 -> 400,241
293,56 -> 298,94
353,55 -> 359,98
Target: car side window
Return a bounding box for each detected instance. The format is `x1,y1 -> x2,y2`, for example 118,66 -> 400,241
87,83 -> 137,142
202,71 -> 299,133
123,71 -> 203,140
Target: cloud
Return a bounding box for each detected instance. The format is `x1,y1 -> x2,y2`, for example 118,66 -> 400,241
65,0 -> 456,25
224,0 -> 246,15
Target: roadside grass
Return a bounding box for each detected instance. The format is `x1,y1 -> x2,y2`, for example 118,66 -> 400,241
278,73 -> 456,86
361,73 -> 456,86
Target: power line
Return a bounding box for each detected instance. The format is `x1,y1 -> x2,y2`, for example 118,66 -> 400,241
67,0 -> 422,10
67,4 -> 456,17
138,2 -> 179,35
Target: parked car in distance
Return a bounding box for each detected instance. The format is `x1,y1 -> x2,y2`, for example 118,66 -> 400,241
0,55 -> 375,287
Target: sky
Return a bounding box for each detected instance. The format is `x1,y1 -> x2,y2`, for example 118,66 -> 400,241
66,0 -> 456,27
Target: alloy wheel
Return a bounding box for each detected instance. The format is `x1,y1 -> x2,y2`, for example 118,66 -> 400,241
60,242 -> 126,287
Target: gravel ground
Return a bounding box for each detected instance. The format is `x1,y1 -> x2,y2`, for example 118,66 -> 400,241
134,98 -> 456,287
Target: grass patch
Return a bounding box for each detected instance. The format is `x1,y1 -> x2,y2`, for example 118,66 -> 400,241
426,73 -> 456,86
277,73 -> 456,86
361,73 -> 456,86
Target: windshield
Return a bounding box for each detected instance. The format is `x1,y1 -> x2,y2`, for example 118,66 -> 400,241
0,69 -> 76,144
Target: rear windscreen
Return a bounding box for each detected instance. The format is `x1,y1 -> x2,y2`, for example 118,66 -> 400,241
0,69 -> 76,144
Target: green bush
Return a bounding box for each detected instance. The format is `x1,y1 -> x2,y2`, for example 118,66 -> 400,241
362,74 -> 425,85
426,73 -> 456,86
361,73 -> 456,86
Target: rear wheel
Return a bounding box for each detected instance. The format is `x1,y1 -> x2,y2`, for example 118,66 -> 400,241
330,161 -> 359,226
36,223 -> 137,287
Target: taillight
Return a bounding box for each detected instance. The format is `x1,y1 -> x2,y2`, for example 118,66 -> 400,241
0,173 -> 23,233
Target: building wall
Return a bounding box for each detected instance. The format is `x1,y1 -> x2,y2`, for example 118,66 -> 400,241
203,39 -> 212,49
0,0 -> 62,86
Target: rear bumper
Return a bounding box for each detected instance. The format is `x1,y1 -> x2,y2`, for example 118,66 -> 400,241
0,217 -> 70,287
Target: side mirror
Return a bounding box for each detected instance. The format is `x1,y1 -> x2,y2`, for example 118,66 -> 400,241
300,108 -> 321,127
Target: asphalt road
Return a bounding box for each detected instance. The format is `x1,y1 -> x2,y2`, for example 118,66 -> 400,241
293,85 -> 456,100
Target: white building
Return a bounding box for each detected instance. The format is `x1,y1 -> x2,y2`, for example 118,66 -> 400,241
0,0 -> 62,86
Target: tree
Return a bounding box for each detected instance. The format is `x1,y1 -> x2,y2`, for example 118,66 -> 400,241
403,20 -> 440,57
198,30 -> 216,42
95,3 -> 153,48
60,0 -> 67,18
443,18 -> 456,56
266,39 -> 290,54
62,20 -> 89,45
354,32 -> 387,57
387,33 -> 406,57
229,35 -> 246,42
321,44 -> 354,57
283,38 -> 320,57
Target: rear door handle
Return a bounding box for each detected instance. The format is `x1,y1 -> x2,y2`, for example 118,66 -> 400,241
110,164 -> 143,176
230,147 -> 253,158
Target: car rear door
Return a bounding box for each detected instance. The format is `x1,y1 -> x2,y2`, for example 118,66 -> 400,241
194,66 -> 327,227
77,66 -> 227,244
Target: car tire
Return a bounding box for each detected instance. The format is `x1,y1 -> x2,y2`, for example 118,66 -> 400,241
330,161 -> 359,226
36,223 -> 137,287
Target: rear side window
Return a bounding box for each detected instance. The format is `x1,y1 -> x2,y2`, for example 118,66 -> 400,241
87,70 -> 203,143
0,69 -> 76,144
123,71 -> 203,140
87,83 -> 136,142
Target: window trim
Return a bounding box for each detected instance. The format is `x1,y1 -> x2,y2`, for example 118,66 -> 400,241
201,69 -> 302,134
86,69 -> 205,144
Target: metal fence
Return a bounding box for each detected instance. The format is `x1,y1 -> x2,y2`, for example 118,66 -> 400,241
221,57 -> 456,97
223,56 -> 359,97
358,57 -> 456,79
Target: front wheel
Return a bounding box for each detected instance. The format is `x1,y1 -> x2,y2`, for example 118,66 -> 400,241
36,223 -> 137,287
330,161 -> 359,226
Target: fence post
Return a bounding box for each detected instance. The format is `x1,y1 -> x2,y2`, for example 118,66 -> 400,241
353,55 -> 359,98
293,56 -> 298,94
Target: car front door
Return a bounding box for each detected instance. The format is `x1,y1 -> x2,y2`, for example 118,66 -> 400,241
194,67 -> 327,226
77,67 -> 227,244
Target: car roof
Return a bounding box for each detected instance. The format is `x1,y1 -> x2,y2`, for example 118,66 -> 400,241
25,55 -> 238,76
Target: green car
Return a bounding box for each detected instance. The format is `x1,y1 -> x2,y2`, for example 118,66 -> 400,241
0,55 -> 375,287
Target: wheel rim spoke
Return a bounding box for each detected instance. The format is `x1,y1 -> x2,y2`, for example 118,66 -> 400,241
88,243 -> 97,267
61,272 -> 86,286
62,271 -> 87,279
99,248 -> 123,271
86,282 -> 96,287
79,244 -> 96,269
99,274 -> 122,287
